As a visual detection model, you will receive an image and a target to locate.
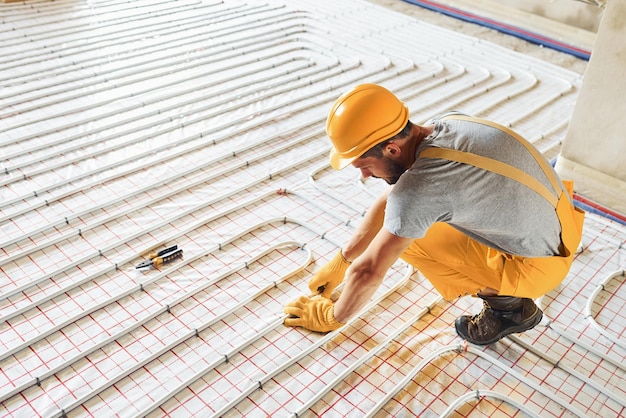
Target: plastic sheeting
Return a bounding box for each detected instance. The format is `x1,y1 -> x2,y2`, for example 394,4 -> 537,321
1,0 -> 624,417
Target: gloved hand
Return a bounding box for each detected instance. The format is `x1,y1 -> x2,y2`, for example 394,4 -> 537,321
284,295 -> 345,332
308,250 -> 351,298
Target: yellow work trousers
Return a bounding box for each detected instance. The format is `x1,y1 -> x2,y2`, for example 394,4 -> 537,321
400,181 -> 585,300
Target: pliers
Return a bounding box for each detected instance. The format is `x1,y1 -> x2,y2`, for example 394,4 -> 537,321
135,245 -> 183,270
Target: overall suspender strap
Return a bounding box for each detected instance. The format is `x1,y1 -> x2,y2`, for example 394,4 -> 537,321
419,147 -> 559,208
439,114 -> 564,197
424,114 -> 585,260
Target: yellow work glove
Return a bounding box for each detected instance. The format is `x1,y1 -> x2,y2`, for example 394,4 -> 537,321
284,295 -> 345,333
308,250 -> 351,298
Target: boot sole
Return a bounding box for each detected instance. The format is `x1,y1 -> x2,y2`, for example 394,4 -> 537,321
455,308 -> 543,346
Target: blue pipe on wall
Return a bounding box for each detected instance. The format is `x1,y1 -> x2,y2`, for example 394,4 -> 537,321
401,0 -> 591,60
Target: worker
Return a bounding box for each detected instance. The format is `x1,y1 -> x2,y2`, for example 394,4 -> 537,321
284,83 -> 585,345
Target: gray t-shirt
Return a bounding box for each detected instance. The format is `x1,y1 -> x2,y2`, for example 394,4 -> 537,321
385,115 -> 564,257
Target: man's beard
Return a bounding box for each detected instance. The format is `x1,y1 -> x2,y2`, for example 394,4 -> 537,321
376,157 -> 405,185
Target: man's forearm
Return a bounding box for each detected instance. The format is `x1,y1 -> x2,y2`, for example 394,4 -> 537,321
343,186 -> 392,261
333,262 -> 384,323
333,226 -> 414,324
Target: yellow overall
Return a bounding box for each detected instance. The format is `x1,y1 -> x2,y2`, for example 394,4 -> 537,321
400,115 -> 585,300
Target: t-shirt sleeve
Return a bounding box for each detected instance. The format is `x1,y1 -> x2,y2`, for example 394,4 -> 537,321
383,173 -> 450,239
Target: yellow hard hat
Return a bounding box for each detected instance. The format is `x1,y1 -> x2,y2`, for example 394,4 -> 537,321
326,83 -> 409,170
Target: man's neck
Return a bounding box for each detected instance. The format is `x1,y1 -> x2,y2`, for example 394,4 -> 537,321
405,124 -> 434,167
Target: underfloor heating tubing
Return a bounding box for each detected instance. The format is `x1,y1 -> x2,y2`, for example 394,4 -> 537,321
573,212 -> 626,248
400,0 -> 592,60
461,71 -> 538,115
1,9 -> 267,107
365,18 -> 581,129
0,193 -> 352,394
0,0 -> 235,69
0,2 -> 258,71
2,42 -> 460,194
0,56 -> 325,184
508,333 -> 626,409
1,31 -> 317,143
0,53 -> 396,220
133,268 -> 410,417
5,13 -> 316,149
0,123 -> 328,268
3,60 -> 346,201
0,97 -> 333,232
1,11 -> 309,123
291,3 -> 559,127
118,195 -> 383,417
2,26 -> 326,167
0,70 -> 343,220
131,265 -> 412,417
438,389 -> 541,418
5,73 -> 424,260
325,7 -> 545,114
0,1 -> 608,414
0,23 -> 404,171
584,270 -> 626,350
0,190 -> 352,402
0,0 -> 197,37
323,13 -> 514,116
0,139 -> 329,323
0,52 -> 392,250
288,295 -> 445,417
0,38 -> 349,180
535,242 -> 626,376
0,127 -> 336,276
1,32 -> 315,132
44,238 -> 313,418
207,263 -> 415,418
132,316 -> 284,418
0,240 -> 311,403
363,344 -> 588,418
327,5 -> 577,82
0,176 -> 360,372
542,319 -> 626,377
1,210 -> 314,362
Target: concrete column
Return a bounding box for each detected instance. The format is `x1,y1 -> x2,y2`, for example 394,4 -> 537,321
555,0 -> 626,215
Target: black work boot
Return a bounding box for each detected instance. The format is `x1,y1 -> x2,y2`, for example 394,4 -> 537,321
455,296 -> 543,345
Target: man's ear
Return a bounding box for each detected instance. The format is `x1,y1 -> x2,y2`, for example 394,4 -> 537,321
383,142 -> 402,158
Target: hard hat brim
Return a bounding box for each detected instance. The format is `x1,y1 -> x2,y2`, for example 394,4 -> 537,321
329,149 -> 353,170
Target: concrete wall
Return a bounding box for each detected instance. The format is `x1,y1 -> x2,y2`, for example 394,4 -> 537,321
555,0 -> 626,214
500,0 -> 604,32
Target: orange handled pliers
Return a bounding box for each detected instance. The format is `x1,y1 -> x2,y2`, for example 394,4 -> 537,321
135,245 -> 183,270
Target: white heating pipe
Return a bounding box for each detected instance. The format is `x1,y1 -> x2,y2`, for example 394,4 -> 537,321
1,15 -> 307,125
0,1 -> 247,65
1,25 -> 316,163
509,333 -> 626,408
0,137 -> 329,318
0,0 -> 198,38
438,389 -> 541,418
543,319 -> 625,373
363,344 -> 588,418
0,53 -> 387,220
0,1 -> 255,68
289,295 -> 444,417
0,240 -> 311,403
0,211 -> 312,360
583,270 -> 626,350
207,263 -> 415,418
1,49 -> 417,322
0,125 -> 327,267
47,239 -> 313,418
